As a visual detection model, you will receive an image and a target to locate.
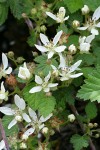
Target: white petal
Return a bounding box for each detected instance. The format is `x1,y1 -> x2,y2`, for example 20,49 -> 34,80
44,72 -> 51,82
80,43 -> 90,52
1,81 -> 5,92
14,94 -> 25,110
86,34 -> 95,43
70,60 -> 82,73
24,128 -> 35,136
92,6 -> 100,21
77,26 -> 88,30
46,12 -> 57,21
29,86 -> 42,93
53,30 -> 63,46
91,28 -> 99,35
60,76 -> 69,81
35,44 -> 48,52
40,33 -> 49,45
40,113 -> 52,123
35,75 -> 43,84
0,94 -> 5,99
28,107 -> 37,121
48,83 -> 58,87
55,46 -> 66,52
70,73 -> 83,78
0,107 -> 14,115
95,22 -> 100,27
64,16 -> 69,21
47,51 -> 54,59
8,119 -> 17,129
0,140 -> 5,149
5,67 -> 12,75
22,113 -> 31,123
51,65 -> 57,70
58,53 -> 66,68
39,124 -> 44,130
44,87 -> 50,92
2,53 -> 8,70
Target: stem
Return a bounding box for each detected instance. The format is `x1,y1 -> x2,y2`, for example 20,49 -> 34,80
69,104 -> 96,150
0,119 -> 10,150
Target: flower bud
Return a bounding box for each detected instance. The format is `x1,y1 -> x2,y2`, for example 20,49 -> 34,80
7,51 -> 14,58
40,25 -> 47,32
68,114 -> 75,122
68,44 -> 77,54
32,51 -> 38,57
16,57 -> 25,64
81,5 -> 89,15
42,127 -> 49,134
15,115 -> 23,122
88,123 -> 94,128
31,8 -> 37,15
6,74 -> 17,86
21,134 -> 28,141
93,123 -> 98,128
95,134 -> 99,138
20,142 -> 27,149
72,20 -> 80,28
46,92 -> 52,97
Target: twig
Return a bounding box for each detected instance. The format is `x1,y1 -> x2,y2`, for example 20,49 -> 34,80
69,104 -> 96,150
0,119 -> 10,150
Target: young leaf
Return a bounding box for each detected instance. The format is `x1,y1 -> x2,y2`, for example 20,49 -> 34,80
70,134 -> 89,150
85,102 -> 97,119
0,3 -> 8,25
77,66 -> 100,103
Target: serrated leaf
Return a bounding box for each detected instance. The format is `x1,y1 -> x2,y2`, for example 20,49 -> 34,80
64,0 -> 83,13
23,84 -> 56,117
9,0 -> 33,19
70,134 -> 89,150
0,3 -> 8,25
34,55 -> 58,76
2,116 -> 18,136
77,67 -> 100,103
85,102 -> 97,119
67,35 -> 79,47
81,67 -> 94,78
27,30 -> 37,47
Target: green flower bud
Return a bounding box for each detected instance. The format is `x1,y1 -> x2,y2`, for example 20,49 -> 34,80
72,20 -> 80,28
40,25 -> 47,32
16,57 -> 25,64
7,51 -> 14,58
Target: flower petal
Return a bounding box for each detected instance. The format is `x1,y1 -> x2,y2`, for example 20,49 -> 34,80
70,73 -> 83,78
39,124 -> 44,130
28,107 -> 37,121
40,33 -> 49,45
77,26 -> 88,30
0,107 -> 14,115
24,128 -> 35,136
22,113 -> 31,123
44,87 -> 50,92
58,53 -> 66,68
92,6 -> 100,21
47,51 -> 54,59
0,94 -> 5,99
0,140 -> 5,149
14,94 -> 25,110
95,22 -> 100,27
48,83 -> 58,87
69,60 -> 82,73
53,30 -> 63,46
35,44 -> 48,52
46,12 -> 57,21
39,113 -> 52,123
91,28 -> 99,35
44,72 -> 51,82
86,34 -> 95,43
1,81 -> 5,92
29,86 -> 42,93
8,119 -> 17,129
64,16 -> 69,21
55,46 -> 66,52
35,75 -> 43,84
2,53 -> 8,70
5,67 -> 12,74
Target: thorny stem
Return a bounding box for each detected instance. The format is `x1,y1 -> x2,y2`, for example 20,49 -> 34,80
69,104 -> 96,150
0,119 -> 10,150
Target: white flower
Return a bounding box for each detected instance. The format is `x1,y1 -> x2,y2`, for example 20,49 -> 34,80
35,30 -> 66,59
0,53 -> 12,79
0,94 -> 30,129
68,114 -> 75,122
18,62 -> 31,80
78,6 -> 100,35
0,82 -> 8,103
46,7 -> 69,23
0,140 -> 7,150
79,34 -> 95,53
29,72 -> 58,93
59,54 -> 83,81
24,108 -> 52,135
81,5 -> 90,15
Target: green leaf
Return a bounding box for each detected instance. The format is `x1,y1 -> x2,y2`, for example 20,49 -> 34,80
23,84 -> 56,117
67,35 -> 79,47
70,134 -> 89,150
64,0 -> 83,13
85,102 -> 97,119
81,67 -> 94,78
2,116 -> 18,136
57,23 -> 68,33
0,3 -> 8,25
9,0 -> 33,19
0,0 -> 7,2
77,66 -> 100,103
83,0 -> 100,11
27,30 -> 37,47
34,55 -> 58,76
